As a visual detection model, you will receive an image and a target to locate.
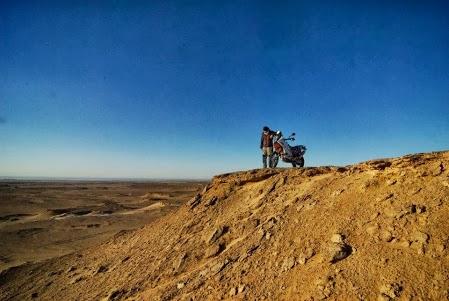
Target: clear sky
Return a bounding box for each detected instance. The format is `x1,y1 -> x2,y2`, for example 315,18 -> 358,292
1,1 -> 448,179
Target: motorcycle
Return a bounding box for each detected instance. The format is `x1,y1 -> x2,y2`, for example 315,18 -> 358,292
271,133 -> 307,168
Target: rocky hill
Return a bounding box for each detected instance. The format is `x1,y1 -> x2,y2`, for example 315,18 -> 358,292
1,151 -> 449,300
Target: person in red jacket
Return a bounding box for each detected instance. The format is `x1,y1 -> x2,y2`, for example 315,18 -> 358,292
260,126 -> 276,168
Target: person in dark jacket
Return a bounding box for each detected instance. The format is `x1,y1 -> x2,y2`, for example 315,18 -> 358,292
260,126 -> 276,168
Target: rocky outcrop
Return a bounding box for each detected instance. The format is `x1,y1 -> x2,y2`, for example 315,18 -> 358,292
1,151 -> 449,300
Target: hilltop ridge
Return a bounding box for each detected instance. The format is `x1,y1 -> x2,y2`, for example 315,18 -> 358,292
1,151 -> 449,300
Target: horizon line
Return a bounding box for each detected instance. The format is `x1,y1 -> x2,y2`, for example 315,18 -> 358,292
0,176 -> 211,182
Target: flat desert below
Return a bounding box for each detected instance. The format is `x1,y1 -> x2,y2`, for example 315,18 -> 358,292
0,180 -> 206,272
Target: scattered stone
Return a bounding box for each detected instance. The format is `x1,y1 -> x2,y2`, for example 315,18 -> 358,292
377,295 -> 389,301
398,240 -> 410,248
411,231 -> 429,244
329,243 -> 352,263
416,205 -> 426,214
210,259 -> 229,275
315,276 -> 335,299
187,194 -> 202,209
199,268 -> 209,278
411,187 -> 422,195
205,196 -> 218,207
376,193 -> 394,203
396,209 -> 410,219
248,218 -> 260,229
239,243 -> 260,262
48,270 -> 62,276
370,212 -> 380,220
379,283 -> 402,299
66,266 -> 76,273
298,248 -> 315,265
257,228 -> 266,241
366,225 -> 378,236
173,252 -> 187,272
281,256 -> 296,271
372,160 -> 392,170
95,265 -> 109,274
408,204 -> 426,214
413,242 -> 425,255
276,176 -> 287,188
384,204 -> 420,219
435,244 -> 445,253
121,256 -> 130,263
70,275 -> 84,284
386,179 -> 397,186
433,162 -> 445,176
31,292 -> 38,299
380,230 -> 393,242
206,226 -> 227,244
102,289 -> 127,301
177,282 -> 185,289
265,232 -> 272,240
264,181 -> 277,195
238,284 -> 246,293
264,216 -> 279,229
201,184 -> 211,194
229,287 -> 237,296
204,243 -> 222,258
417,215 -> 428,226
363,178 -> 379,190
332,189 -> 344,196
331,233 -> 344,243
383,207 -> 399,218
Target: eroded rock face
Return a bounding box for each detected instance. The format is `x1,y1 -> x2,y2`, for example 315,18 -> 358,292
204,243 -> 222,258
205,225 -> 228,244
2,151 -> 449,301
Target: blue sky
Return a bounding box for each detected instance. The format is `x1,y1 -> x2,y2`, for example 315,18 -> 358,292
1,0 -> 448,179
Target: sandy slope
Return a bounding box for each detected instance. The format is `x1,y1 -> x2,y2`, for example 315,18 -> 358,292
1,151 -> 448,300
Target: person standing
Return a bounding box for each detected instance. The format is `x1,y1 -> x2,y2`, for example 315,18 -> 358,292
260,126 -> 275,168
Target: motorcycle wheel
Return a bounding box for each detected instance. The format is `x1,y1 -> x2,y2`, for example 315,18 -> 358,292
292,163 -> 296,167
298,157 -> 305,167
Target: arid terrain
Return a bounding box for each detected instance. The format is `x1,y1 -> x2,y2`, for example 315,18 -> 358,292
0,181 -> 206,272
1,151 -> 449,300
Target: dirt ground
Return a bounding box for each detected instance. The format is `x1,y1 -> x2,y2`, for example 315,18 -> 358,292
1,151 -> 448,300
0,180 -> 206,272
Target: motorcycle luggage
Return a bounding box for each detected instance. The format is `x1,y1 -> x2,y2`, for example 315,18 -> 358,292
274,142 -> 283,154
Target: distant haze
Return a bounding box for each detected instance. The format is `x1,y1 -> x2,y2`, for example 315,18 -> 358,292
1,1 -> 448,179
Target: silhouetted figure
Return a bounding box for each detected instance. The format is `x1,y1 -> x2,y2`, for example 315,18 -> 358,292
260,126 -> 276,168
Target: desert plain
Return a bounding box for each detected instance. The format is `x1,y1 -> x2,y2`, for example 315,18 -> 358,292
0,180 -> 206,272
